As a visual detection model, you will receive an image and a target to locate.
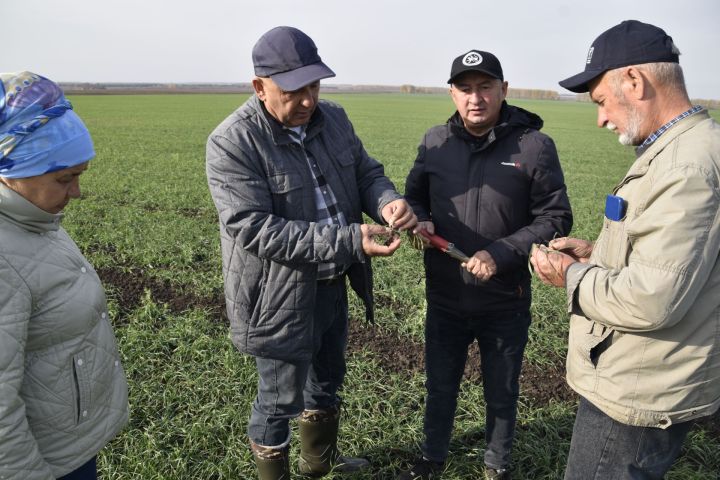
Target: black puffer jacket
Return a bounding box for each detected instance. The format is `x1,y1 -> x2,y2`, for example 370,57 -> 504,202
405,102 -> 573,313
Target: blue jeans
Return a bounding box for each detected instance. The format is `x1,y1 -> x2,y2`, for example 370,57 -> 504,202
421,304 -> 531,470
564,397 -> 693,480
58,456 -> 97,480
248,281 -> 348,446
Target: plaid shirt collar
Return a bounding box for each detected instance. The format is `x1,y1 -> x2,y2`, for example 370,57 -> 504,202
285,125 -> 306,142
639,105 -> 703,149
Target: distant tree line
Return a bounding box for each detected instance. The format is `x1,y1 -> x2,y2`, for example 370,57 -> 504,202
58,82 -> 718,108
574,92 -> 719,110
399,85 -> 445,94
506,88 -> 560,100
399,84 -> 560,100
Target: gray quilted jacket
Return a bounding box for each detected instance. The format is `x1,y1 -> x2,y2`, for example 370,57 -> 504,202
0,185 -> 128,479
206,95 -> 402,361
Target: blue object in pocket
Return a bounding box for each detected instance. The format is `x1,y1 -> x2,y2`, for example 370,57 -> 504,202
605,194 -> 626,221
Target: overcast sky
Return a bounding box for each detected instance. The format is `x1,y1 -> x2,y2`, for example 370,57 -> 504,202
5,0 -> 719,99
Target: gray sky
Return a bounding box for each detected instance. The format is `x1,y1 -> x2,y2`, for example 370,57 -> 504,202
5,0 -> 720,99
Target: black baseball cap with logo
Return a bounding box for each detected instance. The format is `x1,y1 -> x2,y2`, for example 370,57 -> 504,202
448,50 -> 504,84
252,26 -> 336,91
559,20 -> 680,93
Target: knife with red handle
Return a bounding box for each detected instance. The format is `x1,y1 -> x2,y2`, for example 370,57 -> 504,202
416,228 -> 471,263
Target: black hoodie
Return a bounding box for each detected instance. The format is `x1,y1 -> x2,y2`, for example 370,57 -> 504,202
405,101 -> 573,313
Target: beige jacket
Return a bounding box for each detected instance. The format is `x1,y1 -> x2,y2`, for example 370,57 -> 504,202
565,110 -> 720,428
0,185 -> 128,479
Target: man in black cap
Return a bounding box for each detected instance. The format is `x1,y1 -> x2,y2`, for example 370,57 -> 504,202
206,26 -> 416,479
531,20 -> 720,479
398,50 -> 572,480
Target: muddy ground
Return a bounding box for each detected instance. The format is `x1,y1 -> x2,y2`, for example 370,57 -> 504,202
96,266 -> 719,437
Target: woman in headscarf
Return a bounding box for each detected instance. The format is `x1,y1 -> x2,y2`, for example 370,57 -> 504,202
0,72 -> 128,480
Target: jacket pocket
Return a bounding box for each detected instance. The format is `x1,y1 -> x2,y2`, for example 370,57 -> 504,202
332,147 -> 354,167
326,148 -> 359,212
250,280 -> 268,329
595,217 -> 631,270
72,350 -> 92,424
268,171 -> 303,194
22,355 -> 76,430
589,330 -> 614,367
268,171 -> 305,218
578,322 -> 614,369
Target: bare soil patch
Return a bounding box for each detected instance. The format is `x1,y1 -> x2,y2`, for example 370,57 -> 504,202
96,266 -> 226,322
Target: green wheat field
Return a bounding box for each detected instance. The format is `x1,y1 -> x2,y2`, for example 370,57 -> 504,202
63,93 -> 720,479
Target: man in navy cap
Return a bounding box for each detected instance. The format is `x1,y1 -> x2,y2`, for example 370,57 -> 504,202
206,26 -> 416,479
531,20 -> 720,479
398,49 -> 572,480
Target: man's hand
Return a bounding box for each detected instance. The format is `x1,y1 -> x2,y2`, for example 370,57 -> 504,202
463,250 -> 497,282
381,199 -> 417,231
360,224 -> 401,256
410,221 -> 435,248
548,237 -> 593,263
530,245 -> 577,287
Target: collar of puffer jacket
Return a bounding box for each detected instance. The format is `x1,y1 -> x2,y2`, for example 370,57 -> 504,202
251,94 -> 325,146
448,101 -> 544,148
0,183 -> 62,233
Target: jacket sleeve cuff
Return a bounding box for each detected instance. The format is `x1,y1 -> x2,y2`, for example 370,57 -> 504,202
375,192 -> 404,225
483,242 -> 514,273
351,223 -> 366,262
566,262 -> 596,315
411,208 -> 431,223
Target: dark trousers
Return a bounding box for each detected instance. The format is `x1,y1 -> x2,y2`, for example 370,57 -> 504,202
564,397 -> 693,480
421,304 -> 531,470
58,456 -> 97,480
248,281 -> 348,446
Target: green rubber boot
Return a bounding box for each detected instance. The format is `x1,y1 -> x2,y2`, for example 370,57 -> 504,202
251,441 -> 290,480
298,405 -> 370,477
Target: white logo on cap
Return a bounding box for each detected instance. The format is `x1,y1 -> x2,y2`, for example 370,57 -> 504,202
463,52 -> 483,66
586,46 -> 594,65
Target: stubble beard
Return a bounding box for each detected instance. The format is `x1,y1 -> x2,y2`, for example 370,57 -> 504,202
607,94 -> 644,146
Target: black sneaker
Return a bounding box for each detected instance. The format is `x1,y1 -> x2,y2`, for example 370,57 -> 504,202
484,466 -> 511,480
397,457 -> 444,480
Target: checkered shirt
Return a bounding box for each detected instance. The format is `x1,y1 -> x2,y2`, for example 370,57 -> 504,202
287,127 -> 348,280
639,105 -> 703,149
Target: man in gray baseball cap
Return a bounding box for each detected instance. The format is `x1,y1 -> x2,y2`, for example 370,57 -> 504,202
251,26 -> 336,92
532,19 -> 720,479
206,26 -> 416,479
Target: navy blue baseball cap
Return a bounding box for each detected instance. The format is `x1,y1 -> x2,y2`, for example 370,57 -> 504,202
559,20 -> 680,93
252,26 -> 335,91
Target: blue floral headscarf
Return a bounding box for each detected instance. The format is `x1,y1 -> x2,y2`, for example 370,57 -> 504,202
0,72 -> 95,178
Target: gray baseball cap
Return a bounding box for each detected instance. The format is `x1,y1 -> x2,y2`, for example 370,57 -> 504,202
252,26 -> 336,91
